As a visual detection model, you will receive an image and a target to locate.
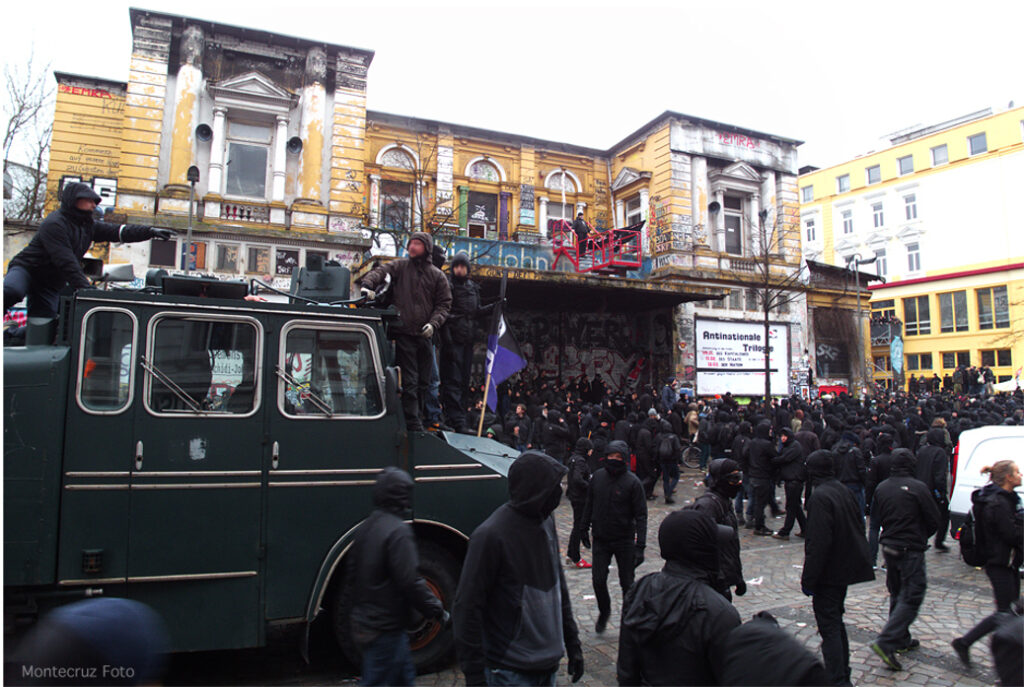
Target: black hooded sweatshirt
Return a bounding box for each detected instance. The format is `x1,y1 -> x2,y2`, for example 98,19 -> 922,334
617,510 -> 741,686
9,181 -> 157,291
720,614 -> 829,686
582,457 -> 647,546
871,451 -> 940,551
453,451 -> 580,682
913,428 -> 949,496
746,421 -> 777,480
350,468 -> 444,638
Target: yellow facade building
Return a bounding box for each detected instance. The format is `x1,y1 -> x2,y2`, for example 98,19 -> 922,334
799,106 -> 1024,390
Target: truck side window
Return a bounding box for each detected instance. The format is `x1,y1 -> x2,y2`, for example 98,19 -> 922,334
281,327 -> 383,418
79,309 -> 135,413
149,317 -> 260,415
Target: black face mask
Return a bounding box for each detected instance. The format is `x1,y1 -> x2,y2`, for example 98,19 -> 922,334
540,483 -> 563,518
717,481 -> 742,498
605,458 -> 627,477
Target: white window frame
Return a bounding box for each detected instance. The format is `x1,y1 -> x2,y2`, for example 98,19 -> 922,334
805,218 -> 816,243
801,185 -> 813,203
842,209 -> 854,234
904,194 -> 918,220
872,202 -> 884,228
223,119 -> 273,201
874,248 -> 887,278
906,241 -> 921,273
865,165 -> 881,185
897,155 -> 914,176
624,195 -> 643,225
931,144 -> 948,166
836,174 -> 850,193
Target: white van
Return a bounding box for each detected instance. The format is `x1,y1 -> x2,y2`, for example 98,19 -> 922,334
948,425 -> 1024,536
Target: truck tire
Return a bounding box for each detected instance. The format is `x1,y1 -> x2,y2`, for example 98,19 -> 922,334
332,539 -> 459,674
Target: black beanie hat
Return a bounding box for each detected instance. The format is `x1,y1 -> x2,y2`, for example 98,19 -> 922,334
658,509 -> 718,573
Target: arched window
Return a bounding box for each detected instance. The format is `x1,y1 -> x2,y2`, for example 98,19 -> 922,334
380,147 -> 415,170
469,160 -> 500,182
546,171 -> 577,193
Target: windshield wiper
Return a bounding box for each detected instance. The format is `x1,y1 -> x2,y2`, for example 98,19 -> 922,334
140,356 -> 203,413
275,365 -> 333,417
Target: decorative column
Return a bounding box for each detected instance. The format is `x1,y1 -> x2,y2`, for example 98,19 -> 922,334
272,116 -> 288,202
638,189 -> 650,255
714,190 -> 725,250
615,198 -> 625,228
206,107 -> 227,194
749,192 -> 761,254
296,47 -> 327,204
499,191 -> 511,241
538,196 -> 549,238
458,185 -> 469,230
167,25 -> 204,191
368,175 -> 381,227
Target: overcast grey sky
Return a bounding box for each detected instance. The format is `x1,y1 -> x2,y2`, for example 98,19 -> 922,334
3,0 -> 1022,169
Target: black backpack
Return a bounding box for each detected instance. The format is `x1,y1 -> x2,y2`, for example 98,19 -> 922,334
957,489 -> 988,567
657,433 -> 676,461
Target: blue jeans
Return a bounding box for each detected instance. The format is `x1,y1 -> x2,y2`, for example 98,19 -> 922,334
486,667 -> 557,686
424,347 -> 442,423
360,630 -> 415,686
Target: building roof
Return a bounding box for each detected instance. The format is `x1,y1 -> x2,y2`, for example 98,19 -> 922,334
607,110 -> 804,154
53,72 -> 127,90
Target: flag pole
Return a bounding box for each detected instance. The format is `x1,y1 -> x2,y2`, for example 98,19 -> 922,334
477,373 -> 492,437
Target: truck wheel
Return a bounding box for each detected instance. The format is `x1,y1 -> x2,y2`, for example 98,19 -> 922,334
331,540 -> 460,674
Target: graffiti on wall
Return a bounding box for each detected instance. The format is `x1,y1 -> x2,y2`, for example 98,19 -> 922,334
466,309 -> 675,392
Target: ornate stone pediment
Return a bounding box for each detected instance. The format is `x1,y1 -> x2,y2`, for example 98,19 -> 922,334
709,160 -> 763,194
208,71 -> 297,114
611,166 -> 651,192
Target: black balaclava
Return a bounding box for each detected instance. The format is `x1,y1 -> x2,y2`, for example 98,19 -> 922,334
373,466 -> 415,519
805,449 -> 835,483
707,458 -> 742,498
508,450 -> 568,519
890,448 -> 916,475
658,509 -> 719,574
60,181 -> 102,224
604,451 -> 628,477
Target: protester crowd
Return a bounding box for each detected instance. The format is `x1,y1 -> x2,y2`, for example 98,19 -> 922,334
440,378 -> 1023,686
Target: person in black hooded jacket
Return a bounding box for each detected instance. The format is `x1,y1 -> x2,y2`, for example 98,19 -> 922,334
4,182 -> 174,317
801,450 -> 874,686
747,420 -> 779,535
616,509 -> 741,686
453,451 -> 584,686
690,458 -> 746,600
833,430 -> 868,526
915,427 -> 951,551
566,438 -> 594,568
868,449 -> 940,671
720,611 -> 829,686
350,468 -> 446,686
582,440 -> 647,633
439,251 -> 494,432
540,409 -> 572,465
772,428 -> 807,540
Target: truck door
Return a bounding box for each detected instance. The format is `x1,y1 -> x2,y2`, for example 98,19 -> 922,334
129,311 -> 264,651
263,320 -> 400,619
58,306 -> 138,586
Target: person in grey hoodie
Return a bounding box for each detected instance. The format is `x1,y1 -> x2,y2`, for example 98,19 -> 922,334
453,451 -> 584,686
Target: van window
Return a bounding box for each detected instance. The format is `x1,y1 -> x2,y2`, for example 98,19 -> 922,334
280,327 -> 383,418
147,316 -> 260,414
79,309 -> 135,413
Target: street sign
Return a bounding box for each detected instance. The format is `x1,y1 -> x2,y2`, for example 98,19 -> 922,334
890,336 -> 904,375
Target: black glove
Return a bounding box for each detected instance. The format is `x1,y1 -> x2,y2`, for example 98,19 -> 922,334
633,545 -> 645,569
151,228 -> 176,240
567,648 -> 585,683
735,580 -> 747,596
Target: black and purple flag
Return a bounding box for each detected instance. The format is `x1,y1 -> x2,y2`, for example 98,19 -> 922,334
485,275 -> 527,411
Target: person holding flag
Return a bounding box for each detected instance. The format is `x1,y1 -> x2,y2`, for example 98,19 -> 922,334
477,272 -> 528,437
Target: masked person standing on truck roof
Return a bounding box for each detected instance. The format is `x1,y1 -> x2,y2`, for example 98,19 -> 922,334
4,182 -> 175,318
453,451 -> 584,686
349,468 -> 447,687
359,232 -> 452,432
951,460 -> 1023,668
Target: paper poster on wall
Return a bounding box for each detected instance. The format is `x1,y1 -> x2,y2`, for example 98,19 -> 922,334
695,317 -> 790,396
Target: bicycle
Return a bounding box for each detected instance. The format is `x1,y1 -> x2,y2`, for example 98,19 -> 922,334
681,437 -> 702,469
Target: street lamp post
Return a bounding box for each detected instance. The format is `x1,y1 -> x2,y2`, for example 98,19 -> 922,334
846,253 -> 876,398
186,166 -> 200,275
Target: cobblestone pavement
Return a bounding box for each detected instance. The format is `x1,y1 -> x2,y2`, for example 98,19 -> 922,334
417,467 -> 1000,687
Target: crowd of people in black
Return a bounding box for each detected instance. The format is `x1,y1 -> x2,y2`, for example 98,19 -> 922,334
445,375 -> 1023,686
